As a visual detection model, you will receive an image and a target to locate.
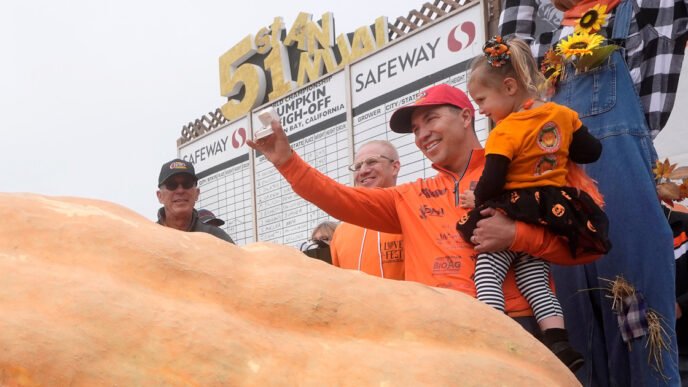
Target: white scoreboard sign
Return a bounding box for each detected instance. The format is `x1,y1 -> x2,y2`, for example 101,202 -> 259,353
179,3 -> 487,246
253,72 -> 350,245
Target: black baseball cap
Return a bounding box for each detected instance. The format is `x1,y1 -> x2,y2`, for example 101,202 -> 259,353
158,158 -> 197,186
198,209 -> 225,227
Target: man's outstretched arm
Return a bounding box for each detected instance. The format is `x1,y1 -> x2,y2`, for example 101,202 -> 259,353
248,120 -> 402,234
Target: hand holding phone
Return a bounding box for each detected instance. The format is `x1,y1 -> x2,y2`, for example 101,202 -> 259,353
254,107 -> 280,140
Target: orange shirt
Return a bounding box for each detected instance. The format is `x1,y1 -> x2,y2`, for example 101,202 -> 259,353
486,103 -> 582,190
278,149 -> 600,317
330,222 -> 405,280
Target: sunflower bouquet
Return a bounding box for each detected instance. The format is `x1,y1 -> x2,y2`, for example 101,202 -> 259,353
542,5 -> 620,90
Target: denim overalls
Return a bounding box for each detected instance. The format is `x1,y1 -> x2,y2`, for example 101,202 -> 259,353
551,1 -> 679,385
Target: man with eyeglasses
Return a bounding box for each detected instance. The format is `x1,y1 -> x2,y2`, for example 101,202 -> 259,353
248,84 -> 601,332
329,140 -> 404,280
156,158 -> 234,243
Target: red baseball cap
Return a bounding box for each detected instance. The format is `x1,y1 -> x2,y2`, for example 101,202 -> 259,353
389,84 -> 475,133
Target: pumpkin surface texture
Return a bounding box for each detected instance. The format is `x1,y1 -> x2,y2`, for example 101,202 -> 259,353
0,193 -> 580,386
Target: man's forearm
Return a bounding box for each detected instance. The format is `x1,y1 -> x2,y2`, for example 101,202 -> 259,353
277,152 -> 402,234
511,222 -> 601,265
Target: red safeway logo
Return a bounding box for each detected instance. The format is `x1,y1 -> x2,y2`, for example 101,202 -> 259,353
447,22 -> 476,52
232,127 -> 246,149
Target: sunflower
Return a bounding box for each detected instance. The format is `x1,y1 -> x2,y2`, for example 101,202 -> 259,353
575,4 -> 609,34
557,32 -> 605,59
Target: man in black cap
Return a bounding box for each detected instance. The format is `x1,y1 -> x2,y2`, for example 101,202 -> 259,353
156,158 -> 234,243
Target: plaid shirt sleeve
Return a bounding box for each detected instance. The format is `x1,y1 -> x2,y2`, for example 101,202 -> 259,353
499,0 -> 688,136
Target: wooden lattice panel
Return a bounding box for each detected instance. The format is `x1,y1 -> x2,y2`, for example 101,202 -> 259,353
388,0 -> 473,41
177,108 -> 228,147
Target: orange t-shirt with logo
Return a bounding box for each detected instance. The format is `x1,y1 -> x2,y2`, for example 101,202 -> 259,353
486,102 -> 583,190
330,222 -> 405,280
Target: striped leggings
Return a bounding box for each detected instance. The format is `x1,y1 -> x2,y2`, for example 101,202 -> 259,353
474,250 -> 563,322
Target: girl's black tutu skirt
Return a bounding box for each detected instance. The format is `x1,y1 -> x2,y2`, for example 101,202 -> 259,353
457,185 -> 611,257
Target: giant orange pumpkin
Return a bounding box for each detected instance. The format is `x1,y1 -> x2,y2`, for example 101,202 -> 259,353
0,193 -> 580,386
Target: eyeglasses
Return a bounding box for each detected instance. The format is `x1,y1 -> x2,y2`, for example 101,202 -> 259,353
348,155 -> 395,172
160,179 -> 196,191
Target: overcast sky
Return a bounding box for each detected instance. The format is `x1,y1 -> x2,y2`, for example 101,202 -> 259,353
2,1 -> 686,221
0,0 -> 423,219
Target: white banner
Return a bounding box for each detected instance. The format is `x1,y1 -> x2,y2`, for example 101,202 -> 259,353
179,117 -> 250,172
351,4 -> 483,106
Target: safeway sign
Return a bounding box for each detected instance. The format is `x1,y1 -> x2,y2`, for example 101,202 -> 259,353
351,5 -> 482,106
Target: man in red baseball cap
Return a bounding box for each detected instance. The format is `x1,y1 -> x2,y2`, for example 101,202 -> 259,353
387,84 -> 478,180
389,83 -> 475,133
248,83 -> 602,333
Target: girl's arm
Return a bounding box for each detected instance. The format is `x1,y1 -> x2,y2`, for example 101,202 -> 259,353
569,126 -> 602,164
474,154 -> 511,205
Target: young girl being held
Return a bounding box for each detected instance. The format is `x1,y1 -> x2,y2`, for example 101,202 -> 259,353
457,36 -> 611,371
